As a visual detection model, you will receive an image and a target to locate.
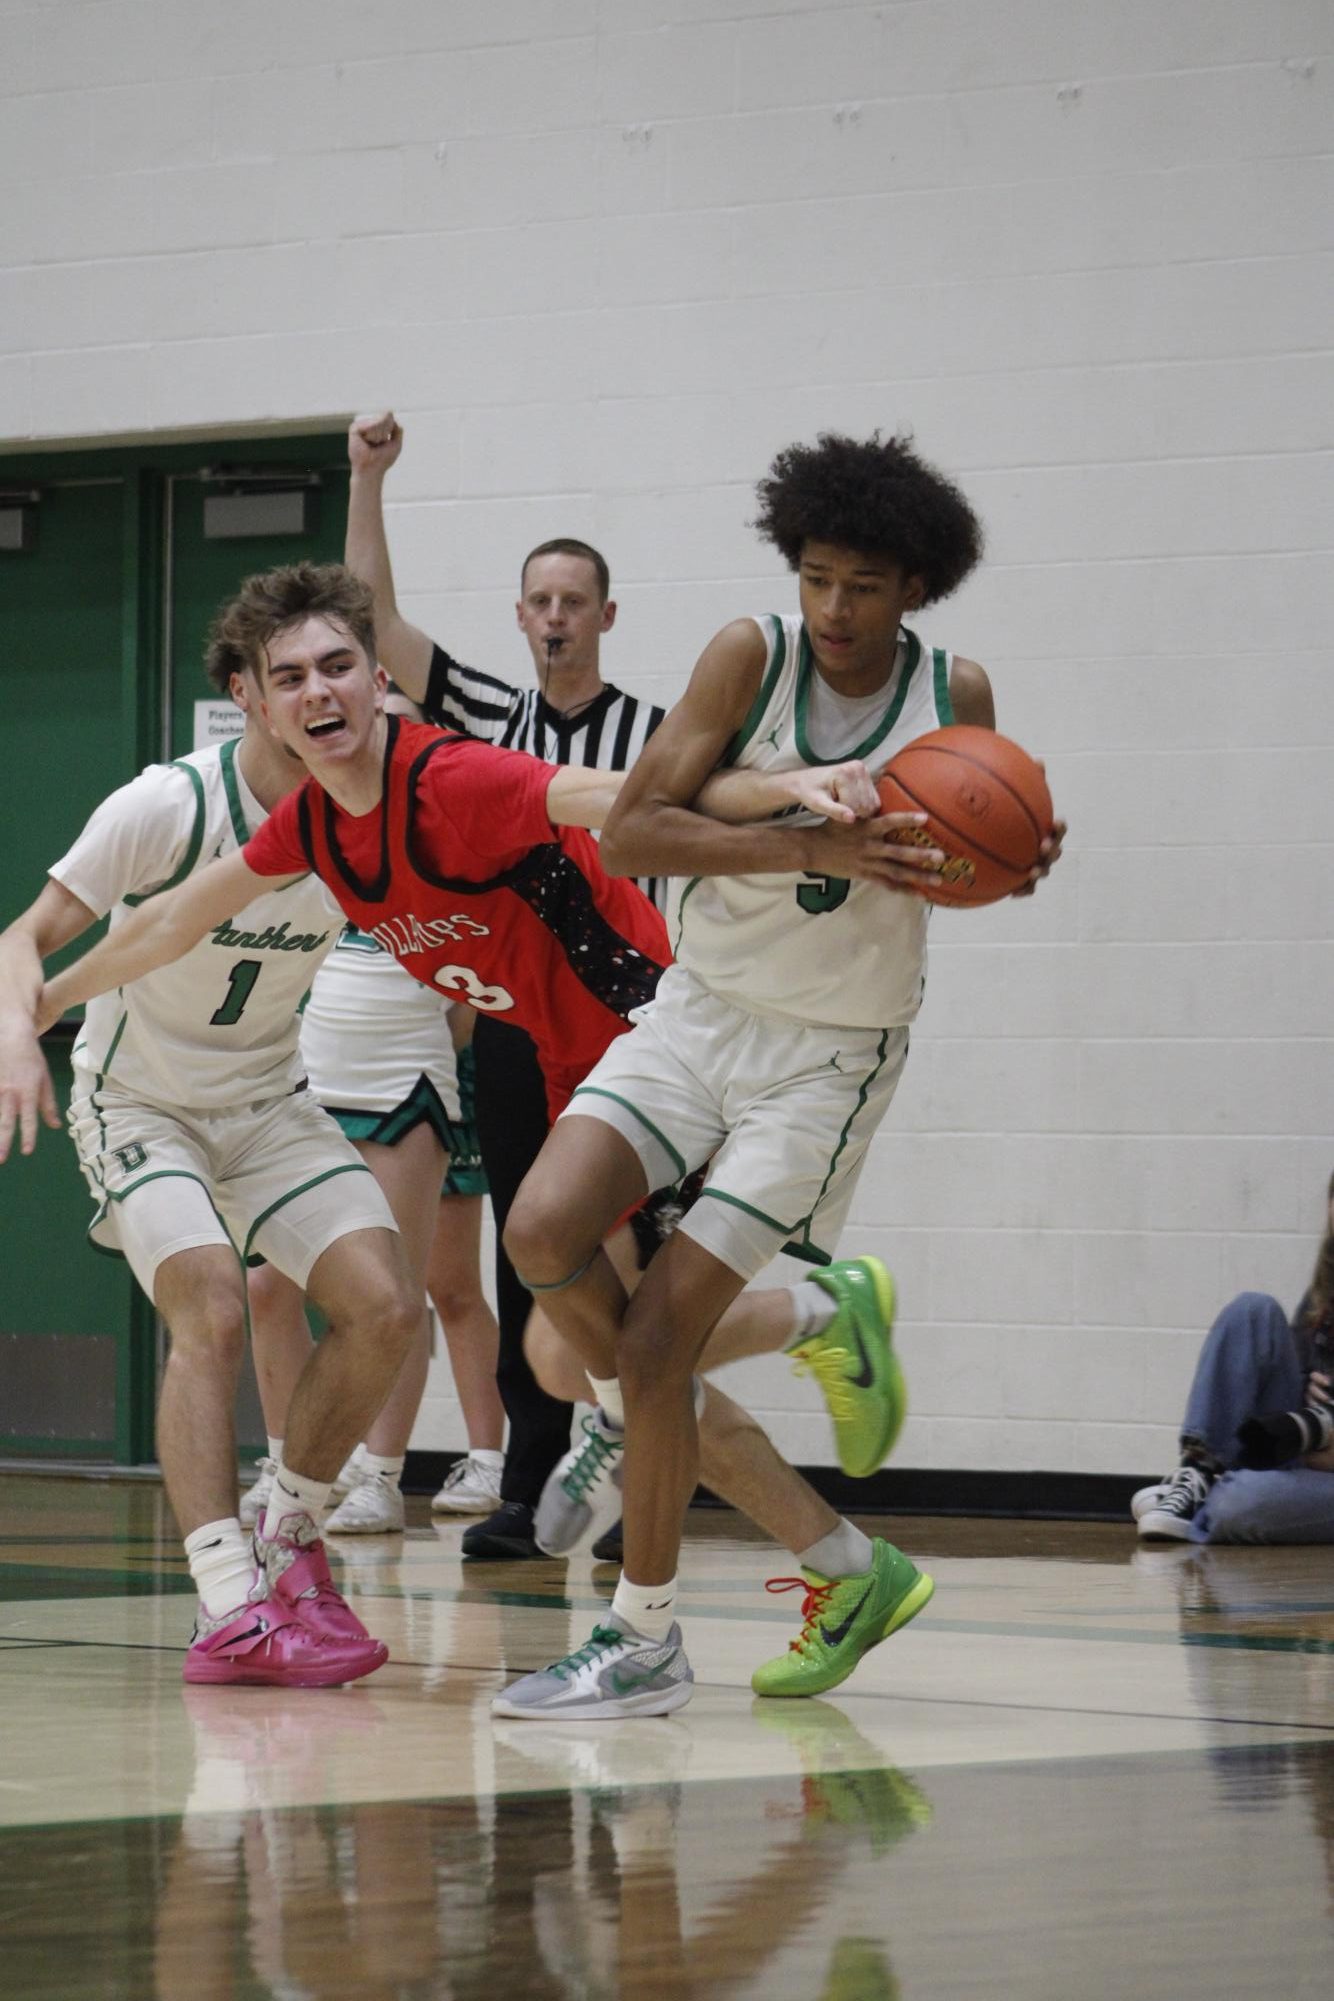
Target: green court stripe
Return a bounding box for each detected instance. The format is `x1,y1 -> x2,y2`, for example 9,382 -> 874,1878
241,1162 -> 375,1264
569,1086 -> 687,1179
4,1570 -> 1333,1661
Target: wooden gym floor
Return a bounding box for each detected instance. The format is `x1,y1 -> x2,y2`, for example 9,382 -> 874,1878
1,1472 -> 1331,1998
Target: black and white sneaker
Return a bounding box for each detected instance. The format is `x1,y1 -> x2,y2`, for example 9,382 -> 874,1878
1130,1479 -> 1168,1522
1137,1464 -> 1210,1541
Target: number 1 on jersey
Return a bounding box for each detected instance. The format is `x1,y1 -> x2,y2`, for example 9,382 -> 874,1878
211,958 -> 262,1026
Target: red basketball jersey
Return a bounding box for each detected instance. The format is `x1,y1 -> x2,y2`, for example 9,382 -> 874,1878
244,717 -> 670,1113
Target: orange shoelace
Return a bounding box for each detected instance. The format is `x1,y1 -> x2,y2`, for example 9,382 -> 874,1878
765,1574 -> 834,1655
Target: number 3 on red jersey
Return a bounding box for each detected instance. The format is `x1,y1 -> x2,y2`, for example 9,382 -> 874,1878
432,964 -> 516,1013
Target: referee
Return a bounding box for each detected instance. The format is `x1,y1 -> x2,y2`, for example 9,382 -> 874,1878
346,412 -> 665,1559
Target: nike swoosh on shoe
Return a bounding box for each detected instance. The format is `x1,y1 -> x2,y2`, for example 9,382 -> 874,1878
820,1588 -> 872,1648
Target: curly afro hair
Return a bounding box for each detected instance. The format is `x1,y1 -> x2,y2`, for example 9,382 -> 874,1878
753,432 -> 983,605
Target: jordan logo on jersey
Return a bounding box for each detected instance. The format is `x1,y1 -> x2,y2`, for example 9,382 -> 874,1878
112,1143 -> 148,1173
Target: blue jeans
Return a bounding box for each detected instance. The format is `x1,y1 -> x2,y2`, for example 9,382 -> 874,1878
1180,1292 -> 1334,1545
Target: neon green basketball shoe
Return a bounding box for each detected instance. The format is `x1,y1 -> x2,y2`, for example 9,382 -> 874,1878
820,1938 -> 902,2001
787,1256 -> 905,1478
750,1538 -> 934,1698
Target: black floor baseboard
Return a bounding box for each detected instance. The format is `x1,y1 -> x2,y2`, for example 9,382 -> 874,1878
404,1452 -> 1147,1524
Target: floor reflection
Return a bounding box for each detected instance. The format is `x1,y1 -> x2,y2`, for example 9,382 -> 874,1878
3,1689 -> 927,2000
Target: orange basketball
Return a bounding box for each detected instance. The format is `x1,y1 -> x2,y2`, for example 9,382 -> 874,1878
877,726 -> 1054,907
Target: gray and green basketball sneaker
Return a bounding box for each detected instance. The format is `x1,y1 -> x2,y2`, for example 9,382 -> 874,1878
750,1539 -> 934,1698
787,1256 -> 905,1479
534,1409 -> 625,1556
491,1612 -> 694,1720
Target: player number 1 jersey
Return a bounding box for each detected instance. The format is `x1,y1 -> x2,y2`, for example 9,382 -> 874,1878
50,738 -> 342,1112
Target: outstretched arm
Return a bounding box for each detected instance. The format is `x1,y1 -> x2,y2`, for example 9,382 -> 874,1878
37,851 -> 299,1032
598,621 -> 943,891
0,879 -> 99,1161
345,412 -> 436,702
544,763 -> 626,831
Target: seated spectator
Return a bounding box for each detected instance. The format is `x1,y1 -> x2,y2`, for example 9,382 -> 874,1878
1135,1170 -> 1334,1543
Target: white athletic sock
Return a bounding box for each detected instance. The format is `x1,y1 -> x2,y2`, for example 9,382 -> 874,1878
612,1574 -> 678,1644
185,1518 -> 256,1619
799,1520 -> 875,1580
586,1375 -> 625,1428
360,1452 -> 405,1489
265,1436 -> 284,1464
260,1462 -> 331,1543
469,1448 -> 504,1468
787,1281 -> 839,1344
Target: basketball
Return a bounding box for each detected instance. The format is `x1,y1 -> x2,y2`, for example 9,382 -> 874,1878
877,725 -> 1054,907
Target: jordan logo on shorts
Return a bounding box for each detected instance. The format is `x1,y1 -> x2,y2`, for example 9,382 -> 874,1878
112,1142 -> 148,1173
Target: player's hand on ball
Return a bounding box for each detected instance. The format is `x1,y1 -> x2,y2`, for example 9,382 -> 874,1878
788,760 -> 881,823
1013,817 -> 1066,897
348,411 -> 404,474
807,811 -> 944,891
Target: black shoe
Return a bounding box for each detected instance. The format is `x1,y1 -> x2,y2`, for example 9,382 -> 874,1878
591,1519 -> 623,1565
462,1500 -> 542,1561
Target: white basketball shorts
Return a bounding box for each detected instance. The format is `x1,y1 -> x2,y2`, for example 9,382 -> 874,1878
68,1081 -> 397,1297
560,964 -> 908,1280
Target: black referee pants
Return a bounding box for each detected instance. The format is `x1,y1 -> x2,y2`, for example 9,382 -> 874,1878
471,1015 -> 575,1508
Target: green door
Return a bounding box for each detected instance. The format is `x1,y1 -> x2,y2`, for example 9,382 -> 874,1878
1,475 -> 148,1459
0,436 -> 349,1464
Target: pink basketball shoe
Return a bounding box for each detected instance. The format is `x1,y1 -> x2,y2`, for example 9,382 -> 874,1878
183,1593 -> 386,1687
256,1510 -> 381,1647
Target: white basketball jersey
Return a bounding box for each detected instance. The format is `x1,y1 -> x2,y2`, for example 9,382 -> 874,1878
54,738 -> 342,1112
672,614 -> 955,1030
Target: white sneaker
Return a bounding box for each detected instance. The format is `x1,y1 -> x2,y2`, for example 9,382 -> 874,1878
238,1457 -> 276,1530
534,1409 -> 624,1556
330,1453 -> 366,1504
324,1476 -> 404,1536
431,1454 -> 504,1515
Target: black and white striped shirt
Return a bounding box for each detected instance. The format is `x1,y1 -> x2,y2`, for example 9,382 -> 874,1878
423,643 -> 668,902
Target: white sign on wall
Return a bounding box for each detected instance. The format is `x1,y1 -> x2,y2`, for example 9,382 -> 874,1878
193,699 -> 244,749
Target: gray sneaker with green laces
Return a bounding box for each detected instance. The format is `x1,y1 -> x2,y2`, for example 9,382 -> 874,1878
534,1408 -> 625,1556
491,1612 -> 694,1720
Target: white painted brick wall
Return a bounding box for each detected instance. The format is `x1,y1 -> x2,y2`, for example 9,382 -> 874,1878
5,2 -> 1331,1479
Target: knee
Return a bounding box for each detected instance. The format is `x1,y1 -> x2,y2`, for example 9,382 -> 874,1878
1200,1471 -> 1270,1544
331,1275 -> 421,1363
166,1286 -> 247,1371
429,1279 -> 476,1328
504,1180 -> 593,1289
379,1288 -> 424,1361
1217,1292 -> 1288,1343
